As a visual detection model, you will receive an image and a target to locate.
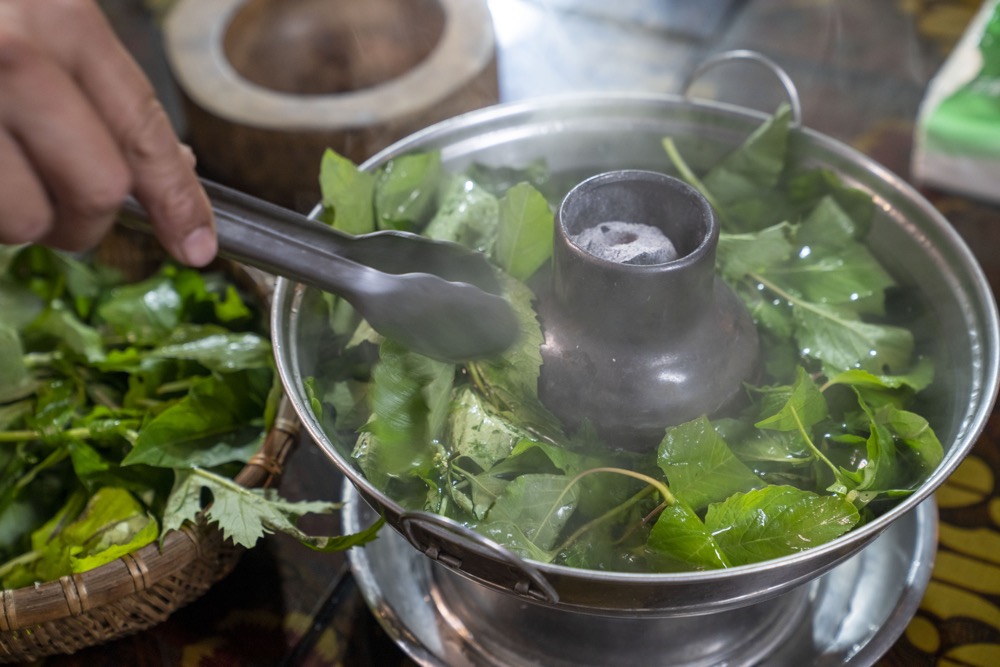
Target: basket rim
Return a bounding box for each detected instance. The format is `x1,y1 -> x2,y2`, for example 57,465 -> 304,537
0,396 -> 299,633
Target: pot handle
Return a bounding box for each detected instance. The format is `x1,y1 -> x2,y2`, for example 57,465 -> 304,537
683,49 -> 803,128
399,511 -> 560,604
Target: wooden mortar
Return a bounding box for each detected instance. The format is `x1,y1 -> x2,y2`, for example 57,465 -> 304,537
164,0 -> 499,210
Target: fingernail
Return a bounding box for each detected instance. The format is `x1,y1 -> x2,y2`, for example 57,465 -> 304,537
181,226 -> 217,267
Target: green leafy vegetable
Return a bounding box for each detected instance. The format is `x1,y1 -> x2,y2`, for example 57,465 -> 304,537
0,487 -> 158,589
493,182 -> 555,281
658,416 -> 763,511
0,245 -> 377,587
704,486 -> 859,565
302,105 -> 943,573
648,500 -> 731,570
318,148 -> 376,233
423,176 -> 500,254
163,467 -> 381,552
373,151 -> 443,231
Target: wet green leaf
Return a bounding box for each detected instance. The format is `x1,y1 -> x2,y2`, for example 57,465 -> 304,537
484,473 -> 579,552
149,332 -> 272,372
374,151 -> 444,231
163,467 -> 376,551
95,272 -> 182,344
0,326 -> 32,403
648,500 -> 730,570
793,305 -> 914,375
755,367 -> 829,432
423,176 -> 500,254
717,222 -> 795,281
705,486 -> 860,565
318,149 -> 375,233
658,416 -> 763,511
493,182 -> 554,281
364,341 -> 454,478
701,104 -> 791,231
122,370 -> 271,469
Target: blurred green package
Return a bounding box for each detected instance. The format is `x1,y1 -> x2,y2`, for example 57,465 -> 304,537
913,0 -> 1000,202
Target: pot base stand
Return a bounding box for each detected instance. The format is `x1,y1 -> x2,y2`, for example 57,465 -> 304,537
343,480 -> 937,667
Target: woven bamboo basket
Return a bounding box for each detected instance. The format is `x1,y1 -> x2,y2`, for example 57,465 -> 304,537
0,228 -> 298,662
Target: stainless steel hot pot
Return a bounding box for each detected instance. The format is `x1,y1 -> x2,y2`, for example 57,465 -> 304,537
271,84 -> 999,616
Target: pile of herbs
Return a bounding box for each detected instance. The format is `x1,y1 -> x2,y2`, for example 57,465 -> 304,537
308,104 -> 943,573
0,246 -> 378,589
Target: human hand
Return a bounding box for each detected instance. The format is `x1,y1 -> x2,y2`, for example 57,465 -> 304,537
0,0 -> 216,266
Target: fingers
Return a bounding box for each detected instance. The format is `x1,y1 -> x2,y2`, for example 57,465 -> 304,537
0,27 -> 131,251
55,2 -> 216,266
0,131 -> 51,246
8,0 -> 217,266
0,6 -> 131,252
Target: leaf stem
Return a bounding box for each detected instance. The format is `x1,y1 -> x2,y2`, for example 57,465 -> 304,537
662,137 -> 732,230
532,467 -> 674,554
452,463 -> 502,507
157,378 -> 200,395
0,549 -> 43,581
751,271 -> 798,305
191,466 -> 249,495
789,404 -> 841,480
559,485 -> 656,551
465,362 -> 489,398
752,271 -> 849,325
0,427 -> 93,443
23,351 -> 61,368
571,467 -> 675,505
15,448 -> 70,492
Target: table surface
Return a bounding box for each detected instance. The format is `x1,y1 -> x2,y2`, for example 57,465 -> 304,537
34,1 -> 1000,665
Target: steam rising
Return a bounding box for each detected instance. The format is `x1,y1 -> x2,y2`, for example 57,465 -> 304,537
570,221 -> 679,265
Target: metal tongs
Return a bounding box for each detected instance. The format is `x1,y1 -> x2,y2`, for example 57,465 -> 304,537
119,179 -> 518,363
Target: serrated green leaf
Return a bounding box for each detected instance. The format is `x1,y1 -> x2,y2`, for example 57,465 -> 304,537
27,301 -> 105,363
648,500 -> 730,570
825,358 -> 934,393
786,169 -> 875,236
755,367 -> 829,432
793,304 -> 914,375
768,202 -> 895,317
717,222 -> 795,281
0,279 -> 43,331
28,379 -> 81,443
486,473 -> 579,551
705,486 -> 859,565
95,272 -> 182,344
702,104 -> 791,227
658,416 -> 763,511
63,487 -> 159,573
2,488 -> 158,588
364,341 -> 454,478
446,386 -> 524,471
476,520 -> 556,563
468,273 -> 564,440
163,468 -> 377,551
878,405 -> 943,478
123,371 -> 271,468
0,325 -> 33,403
